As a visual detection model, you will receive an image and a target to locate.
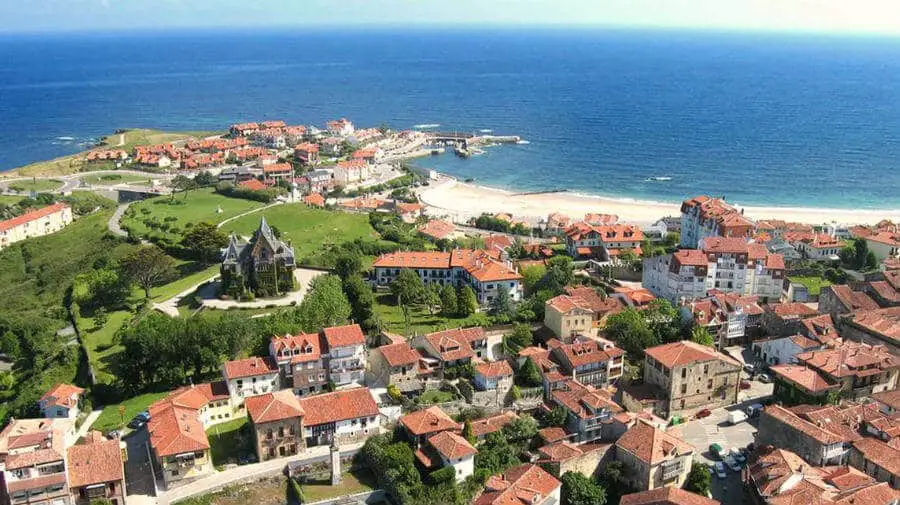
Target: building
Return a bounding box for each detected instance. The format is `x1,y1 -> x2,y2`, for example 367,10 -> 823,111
66,432 -> 126,505
756,404 -> 856,465
149,382 -> 234,428
468,412 -> 518,442
769,364 -> 839,402
551,340 -> 625,389
414,431 -> 477,483
841,307 -> 900,355
643,238 -> 785,303
418,220 -> 459,241
642,340 -> 742,419
372,249 -> 523,305
0,418 -> 74,505
793,341 -> 900,399
550,379 -> 625,443
475,464 -> 561,505
399,406 -> 458,447
269,332 -> 329,396
222,356 -> 280,405
615,421 -> 694,491
38,384 -> 85,420
544,286 -> 626,341
784,231 -> 843,261
322,324 -> 367,387
752,333 -> 823,367
537,441 -> 611,478
294,143 -> 320,166
864,233 -> 900,263
297,387 -> 380,448
820,285 -> 880,320
621,487 -> 719,505
0,203 -> 73,250
679,196 -> 754,248
326,118 -> 354,137
333,160 -> 369,185
368,341 -> 423,392
262,162 -> 292,179
147,401 -> 213,488
221,218 -> 296,298
681,292 -> 763,348
564,222 -> 644,260
473,361 -> 514,392
761,302 -> 819,336
245,390 -> 305,462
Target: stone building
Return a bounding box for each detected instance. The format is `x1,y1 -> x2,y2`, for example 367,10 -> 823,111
221,218 -> 295,298
614,421 -> 694,491
245,390 -> 305,462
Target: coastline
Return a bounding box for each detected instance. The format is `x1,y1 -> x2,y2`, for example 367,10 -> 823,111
418,175 -> 900,226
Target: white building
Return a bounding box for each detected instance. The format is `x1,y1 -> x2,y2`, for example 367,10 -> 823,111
865,233 -> 900,263
752,334 -> 823,366
297,387 -> 381,448
0,203 -> 73,250
38,383 -> 85,420
326,118 -> 355,137
322,324 -> 367,387
784,232 -> 842,261
333,160 -> 369,185
680,196 -> 754,249
222,356 -> 280,405
421,431 -> 477,482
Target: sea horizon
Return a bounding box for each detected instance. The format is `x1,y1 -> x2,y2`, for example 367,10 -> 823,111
2,27 -> 899,210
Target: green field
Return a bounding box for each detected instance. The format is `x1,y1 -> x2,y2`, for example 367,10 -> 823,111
373,293 -> 487,336
7,179 -> 64,192
206,417 -> 252,467
220,203 -> 378,266
93,391 -> 169,434
79,310 -> 133,385
418,389 -> 456,404
122,188 -> 265,241
81,173 -> 157,186
789,275 -> 833,296
302,470 -> 375,502
0,195 -> 25,205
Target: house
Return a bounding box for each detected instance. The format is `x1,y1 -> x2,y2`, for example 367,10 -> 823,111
245,390 -> 305,462
565,222 -> 644,260
792,341 -> 900,398
418,220 -> 458,241
864,233 -> 900,263
400,406 -> 458,447
294,143 -> 320,166
303,169 -> 334,194
368,341 -> 423,392
544,286 -> 626,341
220,218 -> 296,298
621,487 -> 719,505
333,160 -> 369,185
751,333 -> 823,367
820,285 -> 880,320
874,389 -> 900,416
326,118 -> 354,137
769,364 -> 839,402
262,162 -> 292,179
302,193 -> 325,208
841,307 -> 900,355
218,166 -> 256,184
351,148 -> 383,164
537,441 -> 611,478
372,249 -> 523,305
863,281 -> 900,308
545,213 -> 571,236
0,203 -> 73,250
584,213 -> 619,226
551,340 -> 625,389
338,196 -> 385,213
757,404 -> 860,465
414,431 -> 477,483
468,412 -> 518,442
550,379 -> 625,443
269,332 -> 329,397
642,340 -> 742,419
761,302 -> 818,336
801,313 -> 842,345
417,327 -> 487,371
679,196 -> 754,248
66,432 -> 126,505
297,387 -> 380,448
784,231 -> 842,261
322,324 -> 367,387
231,122 -> 260,136
238,178 -> 267,191
222,356 -> 280,405
38,383 -> 85,420
149,382 -> 234,428
148,401 -> 213,488
475,464 -> 561,505
473,360 -> 514,392
681,292 -> 763,348
850,438 -> 900,490
614,421 -> 694,491
0,418 -> 73,505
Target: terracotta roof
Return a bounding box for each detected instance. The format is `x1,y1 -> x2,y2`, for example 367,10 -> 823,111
795,341 -> 899,378
263,162 -> 292,174
853,438 -> 900,476
148,405 -> 209,457
423,327 -> 484,362
770,365 -> 836,394
537,441 -> 584,462
302,193 -> 326,207
428,430 -> 477,460
546,286 -> 626,316
270,332 -> 323,364
538,427 -> 570,444
372,250 -> 451,269
763,404 -> 845,444
681,196 -> 753,231
556,341 -> 624,368
673,249 -> 709,267
372,343 -> 418,369
615,420 -> 693,465
470,412 -> 518,438
150,382 -> 230,413
475,464 -> 561,505
484,234 -> 514,252
297,387 -> 378,426
475,360 -> 514,378
222,356 -> 278,379
828,285 -> 880,311
40,383 -> 85,409
748,447 -> 812,497
551,380 -> 623,420
5,473 -> 67,493
768,302 -> 818,318
246,390 -> 304,424
584,213 -> 618,225
0,418 -> 68,470
0,203 -> 69,233
849,307 -> 900,344
621,487 -> 720,505
322,323 -> 365,348
866,232 -> 900,247
873,389 -> 900,411
400,406 -> 457,436
66,437 -> 124,487
868,281 -> 900,304
791,334 -> 821,350
238,179 -> 267,191
644,340 -> 739,369
418,219 -> 457,240
802,314 -> 841,344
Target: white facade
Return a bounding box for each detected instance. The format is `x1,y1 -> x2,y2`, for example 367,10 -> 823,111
0,204 -> 73,250
643,255 -> 708,302
373,265 -> 523,305
303,414 -> 381,447
752,337 -> 819,366
443,453 -> 475,483
327,344 -> 367,387
226,373 -> 279,405
865,237 -> 900,262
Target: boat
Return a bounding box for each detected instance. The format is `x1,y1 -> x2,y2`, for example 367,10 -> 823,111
454,147 -> 471,158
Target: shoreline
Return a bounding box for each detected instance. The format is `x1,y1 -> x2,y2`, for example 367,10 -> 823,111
418,175 -> 900,226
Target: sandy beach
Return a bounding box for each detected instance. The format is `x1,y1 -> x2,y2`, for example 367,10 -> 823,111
418,176 -> 900,226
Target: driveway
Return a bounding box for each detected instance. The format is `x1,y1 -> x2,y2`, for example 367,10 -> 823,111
124,428 -> 159,502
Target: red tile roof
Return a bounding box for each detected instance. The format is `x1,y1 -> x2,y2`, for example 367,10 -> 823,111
621,487 -> 720,505
770,365 -> 836,394
418,219 -> 457,240
615,420 -> 693,465
40,383 -> 84,409
551,380 -> 623,420
246,390 -> 304,424
556,341 -> 624,368
476,464 -> 561,505
848,307 -> 900,344
263,162 -> 292,174
400,406 -> 458,436
763,404 -> 844,444
767,302 -> 818,318
470,412 -> 518,438
673,249 -> 709,267
0,203 -> 69,233
376,342 -> 421,367
271,332 -> 323,364
644,340 -> 739,369
423,327 -> 484,362
538,427 -> 569,444
303,193 -> 326,207
802,313 -> 841,344
239,179 -> 267,191
475,360 -> 514,378
297,387 -> 378,426
853,438 -> 900,476
148,405 -> 209,457
428,430 -> 477,460
66,436 -> 124,487
222,356 -> 278,380
795,340 -> 899,378
322,323 -> 365,348
828,285 -> 880,312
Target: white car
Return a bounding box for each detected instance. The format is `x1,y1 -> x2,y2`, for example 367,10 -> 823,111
714,461 -> 727,479
725,455 -> 741,472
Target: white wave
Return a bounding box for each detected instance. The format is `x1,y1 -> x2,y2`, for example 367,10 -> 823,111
479,129 -> 493,133
413,124 -> 440,129
645,176 -> 673,182
56,136 -> 75,141
516,140 -> 530,145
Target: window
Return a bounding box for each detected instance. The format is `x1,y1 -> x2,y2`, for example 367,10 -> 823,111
680,384 -> 687,395
681,368 -> 686,379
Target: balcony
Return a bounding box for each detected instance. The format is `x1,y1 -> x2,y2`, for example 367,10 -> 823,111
660,461 -> 683,481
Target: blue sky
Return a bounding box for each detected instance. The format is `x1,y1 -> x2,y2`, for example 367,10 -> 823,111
3,0 -> 899,35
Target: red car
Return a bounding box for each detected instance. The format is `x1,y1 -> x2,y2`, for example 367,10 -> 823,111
695,408 -> 712,419
740,381 -> 752,390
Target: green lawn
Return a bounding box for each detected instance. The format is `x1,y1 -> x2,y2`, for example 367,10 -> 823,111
151,263 -> 219,302
0,195 -> 24,205
7,178 -> 63,192
122,188 -> 265,242
301,470 -> 376,502
418,390 -> 456,404
206,417 -> 252,467
93,391 -> 169,433
81,173 -> 157,186
373,293 -> 487,336
220,203 -> 378,266
79,310 -> 132,385
789,275 -> 833,296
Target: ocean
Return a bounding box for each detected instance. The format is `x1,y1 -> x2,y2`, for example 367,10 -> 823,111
1,27 -> 899,210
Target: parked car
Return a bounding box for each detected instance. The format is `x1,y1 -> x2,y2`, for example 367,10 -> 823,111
710,443 -> 727,460
695,408 -> 712,419
728,410 -> 749,425
127,419 -> 145,430
725,455 -> 741,472
714,461 -> 728,479
747,403 -> 764,418
732,448 -> 746,463
136,411 -> 151,422
758,373 -> 772,383
744,363 -> 756,373
740,380 -> 751,390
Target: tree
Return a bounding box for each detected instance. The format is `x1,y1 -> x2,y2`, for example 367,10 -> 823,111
865,251 -> 878,270
181,221 -> 228,264
92,307 -> 108,329
684,462 -> 712,497
545,405 -> 568,427
521,265 -> 547,296
541,256 -> 574,295
605,308 -> 658,360
0,331 -> 21,360
463,419 -> 476,444
334,252 -> 364,281
516,358 -> 543,387
506,324 -> 533,353
509,385 -> 522,401
343,275 -> 379,332
502,414 -> 537,446
193,171 -> 218,187
89,499 -> 115,505
597,461 -> 633,504
690,325 -> 715,347
391,269 -> 425,334
170,174 -> 198,200
561,471 -> 607,505
458,285 -> 478,317
507,237 -> 527,260
854,239 -> 868,269
120,245 -> 175,299
424,283 -> 442,316
440,284 -> 458,317
489,291 -> 512,320
297,275 -> 352,332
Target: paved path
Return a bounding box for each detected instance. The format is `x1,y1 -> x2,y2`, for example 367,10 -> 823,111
152,275 -> 218,317
74,410 -> 102,439
198,268 -> 324,310
108,203 -> 132,237
215,201 -> 282,229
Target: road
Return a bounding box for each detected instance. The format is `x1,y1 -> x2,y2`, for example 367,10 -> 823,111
108,203 -> 132,237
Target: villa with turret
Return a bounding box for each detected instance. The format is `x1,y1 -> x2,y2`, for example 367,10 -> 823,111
221,218 -> 296,298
